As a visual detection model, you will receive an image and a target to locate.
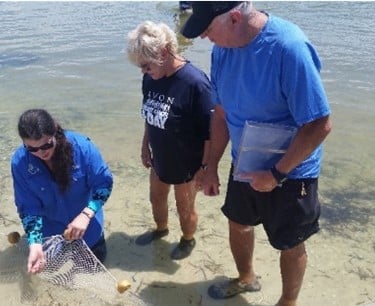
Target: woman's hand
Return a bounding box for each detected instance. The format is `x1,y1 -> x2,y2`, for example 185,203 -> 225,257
28,243 -> 45,274
64,212 -> 91,241
141,144 -> 152,168
194,166 -> 206,191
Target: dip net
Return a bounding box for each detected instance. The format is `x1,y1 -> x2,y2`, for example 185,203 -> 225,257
0,232 -> 151,306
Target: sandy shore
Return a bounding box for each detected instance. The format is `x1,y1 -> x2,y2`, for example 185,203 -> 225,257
1,152 -> 374,306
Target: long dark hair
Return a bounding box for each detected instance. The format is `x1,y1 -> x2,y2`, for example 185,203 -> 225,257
18,109 -> 73,193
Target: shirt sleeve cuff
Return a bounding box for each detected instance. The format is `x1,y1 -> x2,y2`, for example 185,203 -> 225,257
87,199 -> 101,213
21,214 -> 43,245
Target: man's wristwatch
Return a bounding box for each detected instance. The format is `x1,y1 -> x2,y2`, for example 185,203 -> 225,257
270,165 -> 288,184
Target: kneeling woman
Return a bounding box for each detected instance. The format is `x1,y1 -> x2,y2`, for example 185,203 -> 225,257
11,109 -> 113,274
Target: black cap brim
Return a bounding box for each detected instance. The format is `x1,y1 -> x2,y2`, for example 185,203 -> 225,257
181,14 -> 212,39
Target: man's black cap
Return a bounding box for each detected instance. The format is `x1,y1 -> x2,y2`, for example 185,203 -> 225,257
181,1 -> 243,38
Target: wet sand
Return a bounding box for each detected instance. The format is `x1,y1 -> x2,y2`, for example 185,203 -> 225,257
1,146 -> 374,306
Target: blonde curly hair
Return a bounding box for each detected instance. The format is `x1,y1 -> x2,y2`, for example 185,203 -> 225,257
127,21 -> 178,67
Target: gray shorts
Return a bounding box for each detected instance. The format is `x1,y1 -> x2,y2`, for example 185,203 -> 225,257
222,167 -> 320,250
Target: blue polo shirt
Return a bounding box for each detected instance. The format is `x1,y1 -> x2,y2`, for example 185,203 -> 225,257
11,130 -> 113,247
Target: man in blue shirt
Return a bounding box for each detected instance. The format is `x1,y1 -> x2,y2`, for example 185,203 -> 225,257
182,2 -> 332,305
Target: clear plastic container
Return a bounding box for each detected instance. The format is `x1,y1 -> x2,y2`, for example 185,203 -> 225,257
233,121 -> 297,182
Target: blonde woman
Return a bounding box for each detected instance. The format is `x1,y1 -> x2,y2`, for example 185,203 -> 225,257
127,21 -> 212,260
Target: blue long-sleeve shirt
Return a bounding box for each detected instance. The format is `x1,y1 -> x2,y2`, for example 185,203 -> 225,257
11,130 -> 113,247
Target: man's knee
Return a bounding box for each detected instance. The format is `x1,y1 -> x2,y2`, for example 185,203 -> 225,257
281,243 -> 307,260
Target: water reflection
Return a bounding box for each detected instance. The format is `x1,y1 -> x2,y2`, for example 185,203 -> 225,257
173,9 -> 193,54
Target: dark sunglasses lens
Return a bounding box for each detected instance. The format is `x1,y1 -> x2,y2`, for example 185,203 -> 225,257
39,142 -> 54,151
25,141 -> 54,153
25,146 -> 38,153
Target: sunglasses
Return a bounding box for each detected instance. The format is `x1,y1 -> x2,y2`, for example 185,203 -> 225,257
139,62 -> 152,72
24,137 -> 55,153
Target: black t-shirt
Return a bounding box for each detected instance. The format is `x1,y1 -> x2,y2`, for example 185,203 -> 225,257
141,62 -> 213,184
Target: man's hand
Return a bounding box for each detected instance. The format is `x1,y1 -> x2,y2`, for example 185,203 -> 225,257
237,170 -> 278,192
201,168 -> 221,196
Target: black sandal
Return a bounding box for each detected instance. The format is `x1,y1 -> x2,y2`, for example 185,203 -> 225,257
170,237 -> 196,260
208,277 -> 261,299
135,229 -> 169,246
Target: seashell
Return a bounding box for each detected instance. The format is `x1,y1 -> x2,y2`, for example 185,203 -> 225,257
116,279 -> 131,293
63,229 -> 73,241
7,231 -> 21,244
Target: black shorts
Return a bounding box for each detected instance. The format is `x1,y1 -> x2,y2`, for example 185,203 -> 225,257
222,167 -> 321,250
91,234 -> 107,263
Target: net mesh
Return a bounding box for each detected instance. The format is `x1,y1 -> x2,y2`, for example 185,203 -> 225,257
0,232 -> 151,306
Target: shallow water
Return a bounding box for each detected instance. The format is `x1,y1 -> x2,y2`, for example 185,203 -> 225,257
0,2 -> 374,306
